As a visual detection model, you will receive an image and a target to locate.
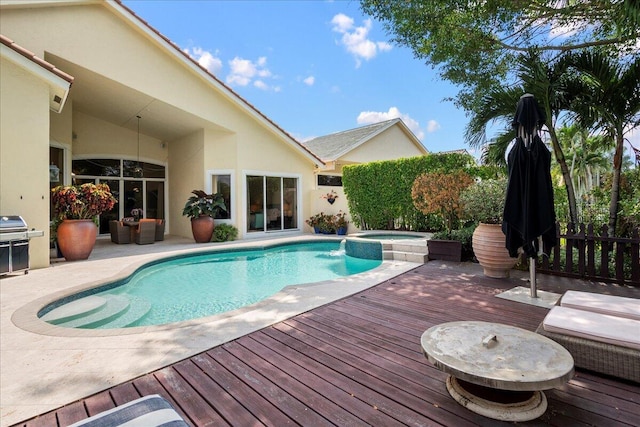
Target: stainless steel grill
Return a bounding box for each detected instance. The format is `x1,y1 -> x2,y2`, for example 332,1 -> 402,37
0,215 -> 44,275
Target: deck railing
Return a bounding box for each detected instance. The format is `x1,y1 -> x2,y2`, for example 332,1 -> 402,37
538,222 -> 640,287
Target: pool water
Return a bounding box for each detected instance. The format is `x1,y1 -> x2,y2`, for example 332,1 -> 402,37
45,242 -> 381,328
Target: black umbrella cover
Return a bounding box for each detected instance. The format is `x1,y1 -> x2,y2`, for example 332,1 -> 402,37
502,95 -> 557,259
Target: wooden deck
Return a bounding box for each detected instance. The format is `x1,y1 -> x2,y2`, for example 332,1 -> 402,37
15,262 -> 640,426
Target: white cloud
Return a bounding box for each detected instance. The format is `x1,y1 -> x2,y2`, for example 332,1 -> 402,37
331,13 -> 391,67
357,107 -> 425,140
184,47 -> 223,75
303,76 -> 315,86
427,120 -> 441,133
226,56 -> 276,90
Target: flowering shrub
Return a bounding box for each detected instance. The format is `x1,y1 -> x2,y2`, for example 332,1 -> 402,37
51,183 -> 116,220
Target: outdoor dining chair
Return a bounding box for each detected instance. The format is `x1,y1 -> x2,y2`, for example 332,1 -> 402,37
135,219 -> 156,245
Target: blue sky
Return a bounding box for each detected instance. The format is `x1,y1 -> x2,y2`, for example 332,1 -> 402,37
122,0 -> 473,155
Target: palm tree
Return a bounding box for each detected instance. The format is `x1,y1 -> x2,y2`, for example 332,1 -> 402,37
465,50 -> 580,224
557,125 -> 610,211
561,50 -> 640,235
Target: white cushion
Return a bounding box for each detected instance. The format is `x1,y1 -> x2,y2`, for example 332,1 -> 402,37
543,306 -> 640,350
67,394 -> 187,427
561,290 -> 640,321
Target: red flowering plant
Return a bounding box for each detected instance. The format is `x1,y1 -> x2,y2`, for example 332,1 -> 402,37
51,183 -> 116,220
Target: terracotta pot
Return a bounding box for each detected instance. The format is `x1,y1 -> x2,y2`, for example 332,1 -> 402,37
56,219 -> 98,261
191,215 -> 215,243
472,223 -> 518,278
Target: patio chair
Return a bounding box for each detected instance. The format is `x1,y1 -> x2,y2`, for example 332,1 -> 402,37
135,219 -> 156,245
109,220 -> 130,244
67,394 -> 188,427
154,218 -> 165,241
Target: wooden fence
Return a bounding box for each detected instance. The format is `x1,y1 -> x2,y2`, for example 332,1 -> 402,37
537,222 -> 640,287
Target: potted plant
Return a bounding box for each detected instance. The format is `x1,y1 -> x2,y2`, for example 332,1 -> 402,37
321,189 -> 339,205
461,178 -> 518,277
182,190 -> 226,243
306,212 -> 325,233
51,183 -> 116,261
334,211 -> 349,235
412,171 -> 474,262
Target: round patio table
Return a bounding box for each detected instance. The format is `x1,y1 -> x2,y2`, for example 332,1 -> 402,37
421,321 -> 574,422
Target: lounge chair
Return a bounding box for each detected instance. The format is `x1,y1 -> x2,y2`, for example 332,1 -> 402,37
135,219 -> 156,245
154,218 -> 165,241
109,220 -> 130,244
67,394 -> 188,427
536,291 -> 640,383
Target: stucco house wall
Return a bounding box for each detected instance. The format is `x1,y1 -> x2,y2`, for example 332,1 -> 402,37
0,56 -> 52,268
341,125 -> 425,164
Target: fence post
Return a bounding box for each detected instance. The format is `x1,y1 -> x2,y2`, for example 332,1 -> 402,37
577,223 -> 586,277
565,223 -> 575,274
599,224 -> 610,279
552,221 -> 561,271
632,228 -> 640,284
586,223 -> 596,278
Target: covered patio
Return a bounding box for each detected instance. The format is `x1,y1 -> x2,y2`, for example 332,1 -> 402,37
3,237 -> 638,426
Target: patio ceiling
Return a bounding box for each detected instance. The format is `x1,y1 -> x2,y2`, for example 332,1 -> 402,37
48,53 -> 229,142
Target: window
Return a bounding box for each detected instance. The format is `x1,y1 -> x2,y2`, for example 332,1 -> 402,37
211,174 -> 231,219
317,174 -> 342,186
72,158 -> 166,234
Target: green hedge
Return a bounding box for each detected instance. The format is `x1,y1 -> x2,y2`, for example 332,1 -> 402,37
342,153 -> 503,231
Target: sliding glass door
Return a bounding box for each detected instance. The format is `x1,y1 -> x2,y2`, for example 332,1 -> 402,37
246,174 -> 298,233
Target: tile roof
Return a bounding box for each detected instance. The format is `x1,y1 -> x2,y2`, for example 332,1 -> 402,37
0,34 -> 74,84
301,119 -> 402,161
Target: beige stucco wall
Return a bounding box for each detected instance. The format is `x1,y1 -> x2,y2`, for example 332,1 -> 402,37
342,125 -> 426,164
169,130 -> 205,239
72,111 -> 166,163
0,58 -> 53,269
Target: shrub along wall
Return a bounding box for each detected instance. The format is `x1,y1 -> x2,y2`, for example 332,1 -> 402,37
342,153 -> 503,231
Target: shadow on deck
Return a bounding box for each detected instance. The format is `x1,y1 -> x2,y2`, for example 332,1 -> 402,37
15,261 -> 640,427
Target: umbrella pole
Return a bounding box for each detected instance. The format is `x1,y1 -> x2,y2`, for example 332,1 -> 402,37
529,256 -> 537,298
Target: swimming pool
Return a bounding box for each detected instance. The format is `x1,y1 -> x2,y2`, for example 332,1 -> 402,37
39,241 -> 381,329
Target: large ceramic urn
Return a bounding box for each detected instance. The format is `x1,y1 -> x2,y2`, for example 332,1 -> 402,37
191,215 -> 215,243
56,219 -> 98,261
472,223 -> 518,278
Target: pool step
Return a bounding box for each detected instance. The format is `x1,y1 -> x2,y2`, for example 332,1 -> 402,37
382,241 -> 429,263
41,295 -> 108,325
50,295 -> 131,328
95,296 -> 151,329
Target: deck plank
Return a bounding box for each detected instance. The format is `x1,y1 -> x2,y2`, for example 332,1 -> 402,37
13,262 -> 640,427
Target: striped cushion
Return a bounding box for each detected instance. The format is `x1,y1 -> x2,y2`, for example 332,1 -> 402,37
68,395 -> 188,427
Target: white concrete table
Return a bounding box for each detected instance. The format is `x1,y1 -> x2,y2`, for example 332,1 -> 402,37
421,321 -> 574,421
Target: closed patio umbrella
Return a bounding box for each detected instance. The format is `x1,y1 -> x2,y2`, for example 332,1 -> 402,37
502,94 -> 557,297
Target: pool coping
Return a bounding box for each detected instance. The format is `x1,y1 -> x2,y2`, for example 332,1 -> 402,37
12,238 -> 410,337
1,234 -> 420,426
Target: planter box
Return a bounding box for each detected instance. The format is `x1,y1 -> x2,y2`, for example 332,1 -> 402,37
427,239 -> 462,262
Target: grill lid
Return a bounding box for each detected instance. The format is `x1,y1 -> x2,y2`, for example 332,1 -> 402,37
0,216 -> 28,232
